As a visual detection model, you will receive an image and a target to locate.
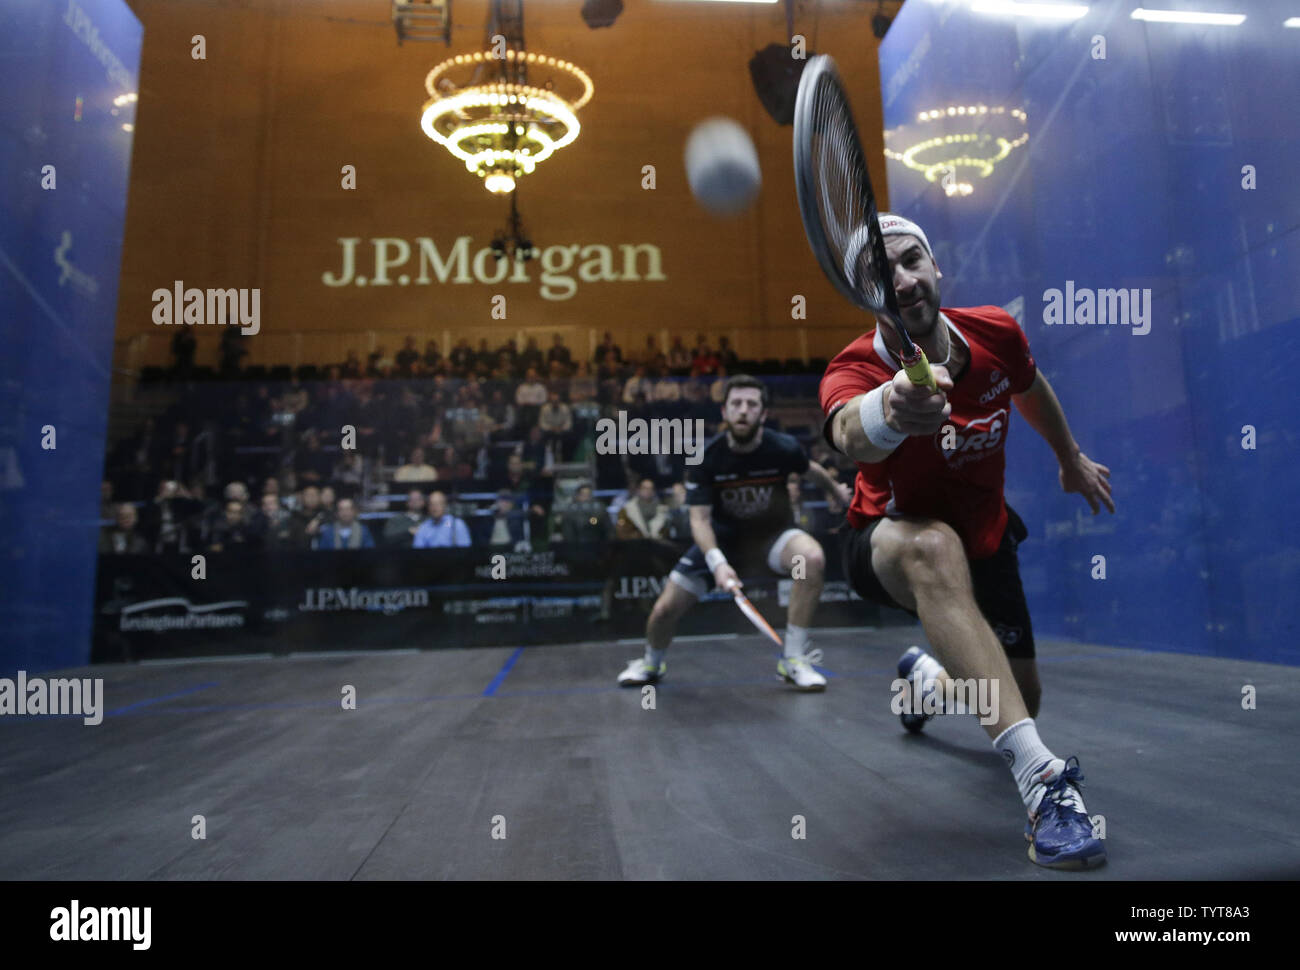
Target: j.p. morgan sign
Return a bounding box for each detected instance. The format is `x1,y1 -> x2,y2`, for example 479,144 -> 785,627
323,236 -> 667,301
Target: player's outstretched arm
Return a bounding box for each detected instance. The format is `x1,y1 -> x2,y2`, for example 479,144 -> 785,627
830,366 -> 953,463
1013,372 -> 1115,514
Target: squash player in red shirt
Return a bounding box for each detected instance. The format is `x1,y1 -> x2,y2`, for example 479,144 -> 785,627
819,214 -> 1115,869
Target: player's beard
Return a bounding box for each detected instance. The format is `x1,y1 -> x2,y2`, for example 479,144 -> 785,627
727,420 -> 760,445
897,286 -> 941,340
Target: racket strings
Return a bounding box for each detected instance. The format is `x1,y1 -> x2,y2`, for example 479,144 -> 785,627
805,72 -> 888,310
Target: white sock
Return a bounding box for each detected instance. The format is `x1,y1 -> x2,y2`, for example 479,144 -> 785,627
909,650 -> 964,714
645,646 -> 666,668
784,624 -> 810,657
993,718 -> 1063,810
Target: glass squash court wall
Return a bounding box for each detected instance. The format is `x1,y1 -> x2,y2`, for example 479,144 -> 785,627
878,0 -> 1298,664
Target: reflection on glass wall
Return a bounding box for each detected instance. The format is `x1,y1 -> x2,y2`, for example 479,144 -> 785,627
880,0 -> 1299,663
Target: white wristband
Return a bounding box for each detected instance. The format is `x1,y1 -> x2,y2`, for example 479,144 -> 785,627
705,548 -> 728,572
859,384 -> 908,451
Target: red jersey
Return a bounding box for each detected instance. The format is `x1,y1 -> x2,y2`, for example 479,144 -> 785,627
819,306 -> 1037,560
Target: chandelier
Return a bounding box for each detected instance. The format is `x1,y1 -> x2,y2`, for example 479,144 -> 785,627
420,47 -> 593,195
884,104 -> 1028,198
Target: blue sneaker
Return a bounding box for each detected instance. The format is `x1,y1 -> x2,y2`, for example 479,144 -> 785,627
897,646 -> 932,734
1024,756 -> 1107,869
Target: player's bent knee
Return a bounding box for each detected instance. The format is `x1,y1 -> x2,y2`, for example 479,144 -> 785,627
900,524 -> 966,582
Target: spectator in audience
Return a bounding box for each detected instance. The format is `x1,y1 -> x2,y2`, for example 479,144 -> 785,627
622,365 -> 653,405
295,429 -> 333,485
208,499 -> 259,552
317,497 -> 375,549
616,478 -> 668,539
651,365 -> 682,406
332,450 -> 368,499
667,336 -> 691,374
422,339 -> 442,371
141,479 -> 200,554
384,489 -> 428,547
413,490 -> 472,548
395,337 -> 420,376
547,333 -> 572,370
473,338 -> 495,373
296,485 -> 328,545
519,336 -> 545,376
341,350 -> 363,379
570,360 -> 597,403
483,490 -> 530,551
691,339 -> 721,377
449,338 -> 474,374
256,492 -> 301,549
319,486 -> 337,518
638,334 -> 659,363
515,367 -> 548,425
664,481 -> 691,542
170,328 -> 196,378
100,481 -> 116,521
560,483 -> 611,545
538,391 -> 573,460
100,503 -> 149,554
717,336 -> 740,372
484,389 -> 517,440
593,331 -> 623,366
491,351 -> 515,382
710,369 -> 730,404
519,427 -> 554,479
367,344 -> 393,377
394,446 -> 438,482
433,443 -> 474,485
595,350 -> 623,405
219,327 -> 247,376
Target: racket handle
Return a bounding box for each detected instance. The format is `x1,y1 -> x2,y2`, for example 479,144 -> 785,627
900,347 -> 937,391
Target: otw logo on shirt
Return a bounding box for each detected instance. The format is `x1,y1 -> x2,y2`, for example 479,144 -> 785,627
720,484 -> 774,518
935,409 -> 1006,469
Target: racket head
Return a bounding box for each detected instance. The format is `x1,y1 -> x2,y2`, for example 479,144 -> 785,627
793,55 -> 909,343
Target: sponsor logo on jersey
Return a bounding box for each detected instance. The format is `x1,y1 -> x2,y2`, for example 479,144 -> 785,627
935,408 -> 1007,469
979,376 -> 1012,404
720,483 -> 775,518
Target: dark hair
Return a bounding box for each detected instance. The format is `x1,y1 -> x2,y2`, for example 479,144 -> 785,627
723,374 -> 769,409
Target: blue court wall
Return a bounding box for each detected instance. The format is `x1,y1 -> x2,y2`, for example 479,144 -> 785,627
877,0 -> 1299,664
0,0 -> 142,676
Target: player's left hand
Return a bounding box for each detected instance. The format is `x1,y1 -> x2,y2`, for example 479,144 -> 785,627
1060,451 -> 1114,515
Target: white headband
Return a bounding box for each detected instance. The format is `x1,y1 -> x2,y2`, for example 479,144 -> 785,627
877,213 -> 934,260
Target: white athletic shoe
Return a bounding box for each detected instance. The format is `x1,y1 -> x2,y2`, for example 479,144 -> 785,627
617,657 -> 666,687
777,649 -> 827,691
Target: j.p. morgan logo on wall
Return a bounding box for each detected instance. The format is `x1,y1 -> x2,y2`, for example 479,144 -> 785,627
299,587 -> 430,616
323,236 -> 667,301
119,598 -> 247,632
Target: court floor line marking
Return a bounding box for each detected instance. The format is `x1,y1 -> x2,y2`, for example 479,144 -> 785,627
105,682 -> 221,716
483,647 -> 525,697
24,653 -> 1113,721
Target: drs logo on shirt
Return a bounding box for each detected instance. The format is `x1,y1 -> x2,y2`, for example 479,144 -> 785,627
935,409 -> 1006,470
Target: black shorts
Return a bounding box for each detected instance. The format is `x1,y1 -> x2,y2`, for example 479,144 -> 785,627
841,505 -> 1036,659
669,528 -> 810,598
